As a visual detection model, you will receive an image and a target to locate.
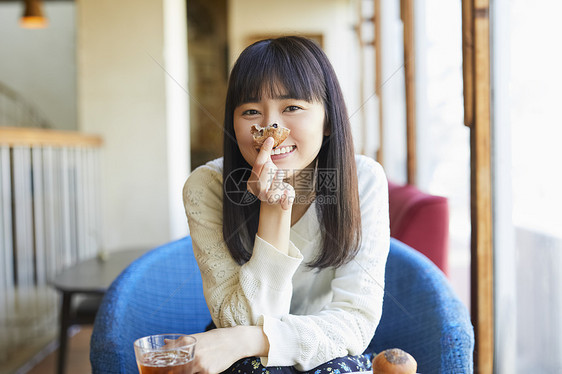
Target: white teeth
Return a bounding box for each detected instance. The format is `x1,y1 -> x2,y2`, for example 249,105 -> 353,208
270,145 -> 295,156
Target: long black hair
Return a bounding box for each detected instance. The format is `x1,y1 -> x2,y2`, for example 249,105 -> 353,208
223,36 -> 361,269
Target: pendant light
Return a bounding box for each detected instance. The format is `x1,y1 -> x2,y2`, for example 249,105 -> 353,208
20,0 -> 48,29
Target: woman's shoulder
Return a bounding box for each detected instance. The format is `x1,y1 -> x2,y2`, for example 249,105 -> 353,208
185,157 -> 224,187
354,154 -> 385,179
193,157 -> 224,176
183,157 -> 224,214
354,154 -> 388,201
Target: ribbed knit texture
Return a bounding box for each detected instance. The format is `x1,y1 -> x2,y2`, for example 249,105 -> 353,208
183,155 -> 390,371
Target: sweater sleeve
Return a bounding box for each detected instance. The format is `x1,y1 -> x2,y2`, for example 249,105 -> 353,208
260,156 -> 390,370
183,163 -> 303,327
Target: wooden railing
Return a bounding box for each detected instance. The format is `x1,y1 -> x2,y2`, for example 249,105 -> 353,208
0,127 -> 103,369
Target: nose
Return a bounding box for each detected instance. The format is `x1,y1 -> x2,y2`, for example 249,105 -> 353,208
261,110 -> 280,128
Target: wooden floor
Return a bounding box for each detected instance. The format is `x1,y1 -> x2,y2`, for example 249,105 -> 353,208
26,327 -> 93,374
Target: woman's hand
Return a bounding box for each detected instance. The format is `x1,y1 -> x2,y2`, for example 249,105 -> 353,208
247,137 -> 294,254
247,137 -> 295,210
187,328 -> 239,374
180,326 -> 269,374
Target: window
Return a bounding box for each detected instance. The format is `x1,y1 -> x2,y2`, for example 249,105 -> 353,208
493,1 -> 562,372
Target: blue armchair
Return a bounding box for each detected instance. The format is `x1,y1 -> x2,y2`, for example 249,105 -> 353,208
90,237 -> 210,373
369,239 -> 474,373
90,237 -> 473,373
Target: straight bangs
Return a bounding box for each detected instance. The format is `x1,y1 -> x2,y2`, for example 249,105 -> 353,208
229,39 -> 327,107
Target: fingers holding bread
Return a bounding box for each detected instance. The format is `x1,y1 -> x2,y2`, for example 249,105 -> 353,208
247,137 -> 276,200
247,135 -> 294,209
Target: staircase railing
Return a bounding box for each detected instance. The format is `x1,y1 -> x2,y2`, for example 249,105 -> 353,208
0,127 -> 103,370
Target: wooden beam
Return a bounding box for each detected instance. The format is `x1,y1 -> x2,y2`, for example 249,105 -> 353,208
355,0 -> 367,155
0,127 -> 103,148
462,0 -> 494,372
462,0 -> 475,128
374,0 -> 384,165
401,0 -> 417,185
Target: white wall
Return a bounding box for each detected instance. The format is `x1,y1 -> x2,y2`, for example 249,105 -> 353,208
227,0 -> 362,151
0,2 -> 77,130
379,0 -> 407,184
77,0 -> 189,251
163,0 -> 190,242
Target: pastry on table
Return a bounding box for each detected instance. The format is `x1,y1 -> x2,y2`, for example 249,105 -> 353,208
372,348 -> 417,374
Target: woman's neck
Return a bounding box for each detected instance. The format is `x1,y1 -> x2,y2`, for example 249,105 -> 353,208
288,164 -> 317,226
291,199 -> 312,227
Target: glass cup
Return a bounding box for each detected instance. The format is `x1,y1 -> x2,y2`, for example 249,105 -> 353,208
134,334 -> 197,374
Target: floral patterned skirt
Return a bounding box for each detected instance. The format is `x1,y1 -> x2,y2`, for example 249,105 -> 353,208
223,353 -> 375,374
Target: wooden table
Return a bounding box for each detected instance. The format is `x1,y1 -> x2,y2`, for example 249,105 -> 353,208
52,248 -> 149,374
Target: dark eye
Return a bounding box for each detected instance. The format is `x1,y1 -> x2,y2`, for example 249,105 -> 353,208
243,109 -> 259,116
285,105 -> 301,112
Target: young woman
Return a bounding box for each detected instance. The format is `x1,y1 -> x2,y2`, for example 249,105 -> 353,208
183,36 -> 390,373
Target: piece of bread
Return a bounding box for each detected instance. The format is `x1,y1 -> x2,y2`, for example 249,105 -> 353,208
251,124 -> 290,148
372,348 -> 417,374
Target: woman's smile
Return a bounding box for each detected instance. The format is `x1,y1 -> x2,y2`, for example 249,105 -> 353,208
270,144 -> 296,159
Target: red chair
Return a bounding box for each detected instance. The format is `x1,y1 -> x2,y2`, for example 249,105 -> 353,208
388,181 -> 449,275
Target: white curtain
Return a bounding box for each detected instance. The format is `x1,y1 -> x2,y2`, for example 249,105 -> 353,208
493,1 -> 562,372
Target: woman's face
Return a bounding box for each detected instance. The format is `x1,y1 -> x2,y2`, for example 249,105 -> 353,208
233,93 -> 326,176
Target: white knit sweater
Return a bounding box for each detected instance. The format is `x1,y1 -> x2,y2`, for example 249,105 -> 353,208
183,154 -> 390,371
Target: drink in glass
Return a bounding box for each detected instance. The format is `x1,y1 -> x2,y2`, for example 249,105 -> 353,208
134,334 -> 196,374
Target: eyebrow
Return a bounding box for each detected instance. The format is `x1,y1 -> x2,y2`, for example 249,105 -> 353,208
242,94 -> 300,104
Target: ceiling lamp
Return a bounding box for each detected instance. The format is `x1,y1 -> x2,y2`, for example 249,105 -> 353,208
20,0 -> 48,29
